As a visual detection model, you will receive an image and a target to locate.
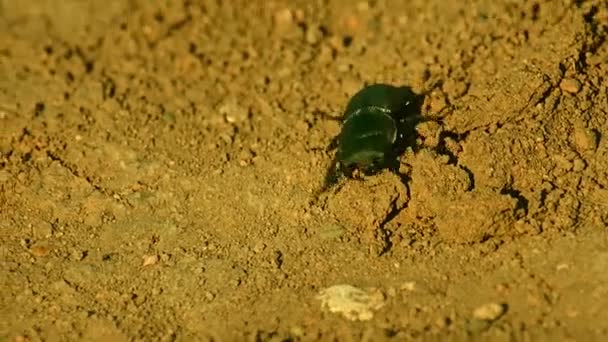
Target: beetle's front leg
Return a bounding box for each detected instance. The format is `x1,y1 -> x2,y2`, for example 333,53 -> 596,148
328,134 -> 340,151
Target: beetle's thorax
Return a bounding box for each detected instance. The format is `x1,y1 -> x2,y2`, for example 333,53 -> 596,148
337,106 -> 398,169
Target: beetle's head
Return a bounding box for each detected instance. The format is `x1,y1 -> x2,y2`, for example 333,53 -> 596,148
318,150 -> 386,195
336,132 -> 392,172
339,150 -> 385,174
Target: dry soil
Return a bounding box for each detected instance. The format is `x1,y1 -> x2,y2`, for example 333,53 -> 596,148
1,0 -> 608,341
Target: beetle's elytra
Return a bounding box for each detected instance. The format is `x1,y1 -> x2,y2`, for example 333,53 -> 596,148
319,83 -> 428,194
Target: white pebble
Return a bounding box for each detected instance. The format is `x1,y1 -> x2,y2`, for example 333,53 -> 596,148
473,302 -> 506,321
317,284 -> 385,321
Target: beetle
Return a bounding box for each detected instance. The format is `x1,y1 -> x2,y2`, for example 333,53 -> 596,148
317,83 -> 432,195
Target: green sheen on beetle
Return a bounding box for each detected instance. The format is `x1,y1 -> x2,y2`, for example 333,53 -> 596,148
320,83 -> 424,193
337,108 -> 397,170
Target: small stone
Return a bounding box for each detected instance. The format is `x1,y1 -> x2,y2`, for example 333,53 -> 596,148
319,224 -> 344,240
337,63 -> 350,73
343,14 -> 361,33
560,78 -> 581,93
274,8 -> 293,27
572,158 -> 586,172
238,149 -> 254,166
442,136 -> 462,156
473,302 -> 507,321
435,316 -> 451,328
32,221 -> 53,239
416,120 -> 442,148
290,326 -> 304,337
327,36 -> 343,51
230,278 -> 241,288
142,254 -> 159,267
514,220 -> 540,235
14,335 -> 30,342
0,170 -> 9,183
443,79 -> 469,99
572,126 -> 599,151
218,99 -> 248,123
293,9 -> 305,22
160,253 -> 171,263
317,284 -> 385,321
400,281 -> 416,291
553,155 -> 573,171
428,91 -> 447,113
204,291 -> 215,301
30,244 -> 50,257
253,241 -> 266,253
356,1 -> 370,11
71,249 -> 86,261
305,27 -> 322,45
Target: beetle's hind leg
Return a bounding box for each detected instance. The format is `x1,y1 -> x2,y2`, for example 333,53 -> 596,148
321,157 -> 344,191
327,134 -> 340,151
318,135 -> 341,191
311,158 -> 347,204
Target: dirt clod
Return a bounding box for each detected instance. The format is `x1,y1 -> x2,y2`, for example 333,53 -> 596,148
324,172 -> 407,231
559,78 -> 582,94
317,284 -> 385,321
435,189 -> 519,243
472,302 -> 507,322
29,244 -> 50,257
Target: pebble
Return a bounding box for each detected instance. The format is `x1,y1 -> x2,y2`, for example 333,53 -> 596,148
473,302 -> 507,321
218,99 -> 248,123
415,120 -> 442,148
30,244 -> 50,257
204,291 -> 215,301
253,241 -> 266,254
319,224 -> 344,240
443,78 -> 469,99
356,1 -> 370,12
553,154 -> 573,171
572,158 -> 586,172
305,27 -> 323,45
0,170 -> 9,182
572,126 -> 599,151
293,9 -> 305,22
160,252 -> 171,263
559,78 -> 581,93
71,249 -> 86,261
290,326 -> 304,338
337,63 -> 350,73
142,254 -> 159,267
274,8 -> 293,27
32,221 -> 53,239
428,91 -> 448,113
316,284 -> 385,321
400,281 -> 416,291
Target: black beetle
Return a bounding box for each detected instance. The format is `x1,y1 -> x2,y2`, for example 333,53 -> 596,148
318,83 -> 432,194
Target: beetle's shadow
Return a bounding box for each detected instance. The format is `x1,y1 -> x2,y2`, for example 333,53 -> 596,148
384,86 -> 430,175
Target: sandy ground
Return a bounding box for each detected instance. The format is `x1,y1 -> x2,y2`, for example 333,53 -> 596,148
1,0 -> 608,341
